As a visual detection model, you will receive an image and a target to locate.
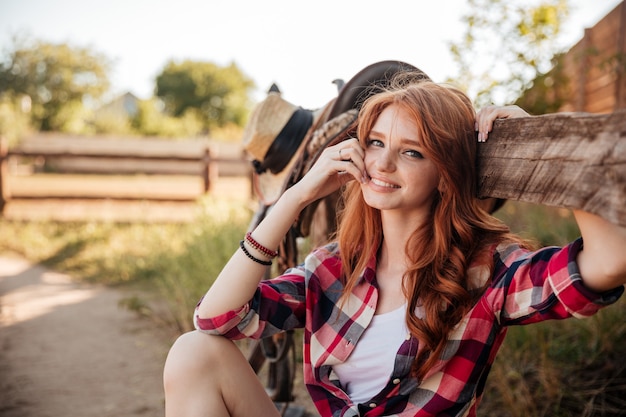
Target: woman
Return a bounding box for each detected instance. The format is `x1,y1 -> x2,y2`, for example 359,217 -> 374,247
163,77 -> 626,417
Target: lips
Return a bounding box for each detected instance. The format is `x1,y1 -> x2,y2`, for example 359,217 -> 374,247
370,177 -> 400,189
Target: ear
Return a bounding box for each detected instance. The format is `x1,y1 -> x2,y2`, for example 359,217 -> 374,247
437,176 -> 448,196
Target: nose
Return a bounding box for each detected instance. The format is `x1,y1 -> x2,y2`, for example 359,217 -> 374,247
374,148 -> 396,172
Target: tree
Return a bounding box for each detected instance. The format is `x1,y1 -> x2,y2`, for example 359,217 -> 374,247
155,60 -> 254,133
448,0 -> 569,108
0,94 -> 32,145
514,52 -> 570,114
0,36 -> 111,131
131,98 -> 204,138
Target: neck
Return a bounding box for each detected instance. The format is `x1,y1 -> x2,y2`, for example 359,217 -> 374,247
379,211 -> 427,260
375,211 -> 429,314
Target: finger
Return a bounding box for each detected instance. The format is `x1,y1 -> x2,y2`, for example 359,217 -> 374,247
338,144 -> 367,182
339,146 -> 353,161
337,159 -> 366,184
347,137 -> 365,160
477,105 -> 531,142
475,106 -> 495,142
338,160 -> 366,184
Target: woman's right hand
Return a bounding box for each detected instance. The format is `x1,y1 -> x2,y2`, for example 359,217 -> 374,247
289,137 -> 367,206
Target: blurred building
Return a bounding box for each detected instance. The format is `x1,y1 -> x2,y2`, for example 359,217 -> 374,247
95,92 -> 140,119
520,1 -> 626,114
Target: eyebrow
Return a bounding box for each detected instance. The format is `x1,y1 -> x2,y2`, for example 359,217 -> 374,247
369,130 -> 421,145
368,129 -> 423,148
399,138 -> 422,147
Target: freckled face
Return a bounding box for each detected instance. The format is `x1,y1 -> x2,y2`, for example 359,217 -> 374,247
361,104 -> 440,218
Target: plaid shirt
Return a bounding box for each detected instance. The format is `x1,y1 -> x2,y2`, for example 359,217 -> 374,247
195,238 -> 623,416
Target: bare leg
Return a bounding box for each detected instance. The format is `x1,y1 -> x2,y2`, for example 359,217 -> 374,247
164,330 -> 281,417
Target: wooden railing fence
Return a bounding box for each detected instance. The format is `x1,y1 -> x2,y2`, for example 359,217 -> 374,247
1,110 -> 624,224
477,110 -> 626,227
0,136 -> 252,214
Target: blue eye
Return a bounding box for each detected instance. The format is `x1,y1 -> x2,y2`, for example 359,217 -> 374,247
405,150 -> 424,159
367,139 -> 384,148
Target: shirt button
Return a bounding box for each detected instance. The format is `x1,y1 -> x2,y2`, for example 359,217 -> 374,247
369,403 -> 376,408
393,378 -> 401,385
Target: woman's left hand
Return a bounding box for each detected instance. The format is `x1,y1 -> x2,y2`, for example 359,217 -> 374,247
475,105 -> 530,142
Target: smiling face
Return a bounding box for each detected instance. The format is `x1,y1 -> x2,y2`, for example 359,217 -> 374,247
360,103 -> 440,220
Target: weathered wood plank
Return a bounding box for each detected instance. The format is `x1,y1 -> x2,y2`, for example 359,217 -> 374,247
477,109 -> 626,226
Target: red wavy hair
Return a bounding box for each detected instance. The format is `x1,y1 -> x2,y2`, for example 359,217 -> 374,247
336,78 -> 521,380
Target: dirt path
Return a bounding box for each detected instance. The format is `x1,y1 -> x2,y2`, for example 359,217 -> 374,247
0,255 -> 173,417
0,254 -> 318,417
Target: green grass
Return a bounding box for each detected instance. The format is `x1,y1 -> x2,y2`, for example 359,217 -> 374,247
493,200 -> 581,246
483,201 -> 626,416
478,296 -> 626,417
1,198 -> 624,415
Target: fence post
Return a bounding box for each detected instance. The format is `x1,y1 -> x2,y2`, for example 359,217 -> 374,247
202,147 -> 211,193
202,145 -> 219,194
0,136 -> 9,215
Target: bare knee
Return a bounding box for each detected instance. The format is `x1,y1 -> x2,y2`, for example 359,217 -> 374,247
164,331 -> 280,417
164,330 -> 225,391
164,331 -> 238,417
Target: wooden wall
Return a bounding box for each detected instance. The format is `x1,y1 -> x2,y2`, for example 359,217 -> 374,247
558,1 -> 626,113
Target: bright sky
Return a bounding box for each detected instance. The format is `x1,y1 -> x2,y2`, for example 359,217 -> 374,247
0,0 -> 621,109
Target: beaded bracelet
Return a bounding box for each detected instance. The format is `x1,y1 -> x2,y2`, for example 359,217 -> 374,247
239,240 -> 272,266
245,232 -> 278,258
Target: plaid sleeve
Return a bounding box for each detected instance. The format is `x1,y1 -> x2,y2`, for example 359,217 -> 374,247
194,267 -> 307,340
488,238 -> 624,325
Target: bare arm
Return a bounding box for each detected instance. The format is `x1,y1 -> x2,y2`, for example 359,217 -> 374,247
573,210 -> 626,292
197,138 -> 366,318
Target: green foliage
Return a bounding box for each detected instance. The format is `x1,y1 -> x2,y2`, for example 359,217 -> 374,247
131,98 -> 204,138
155,60 -> 254,133
494,200 -> 580,246
91,109 -> 134,135
480,297 -> 626,416
50,98 -> 93,133
148,200 -> 251,331
515,53 -> 570,115
0,36 -> 254,139
0,94 -> 33,145
0,219 -> 177,284
448,0 -> 569,107
208,122 -> 245,142
0,36 -> 110,131
481,201 -> 626,416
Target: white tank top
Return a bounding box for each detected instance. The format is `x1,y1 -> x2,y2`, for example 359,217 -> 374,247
332,304 -> 408,404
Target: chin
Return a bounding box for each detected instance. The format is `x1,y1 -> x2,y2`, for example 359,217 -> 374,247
362,193 -> 394,210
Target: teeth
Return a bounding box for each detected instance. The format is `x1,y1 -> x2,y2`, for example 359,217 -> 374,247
371,178 -> 399,188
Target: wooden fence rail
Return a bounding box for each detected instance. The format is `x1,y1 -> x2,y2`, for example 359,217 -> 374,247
2,110 -> 624,224
0,136 -> 252,214
477,110 -> 626,227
